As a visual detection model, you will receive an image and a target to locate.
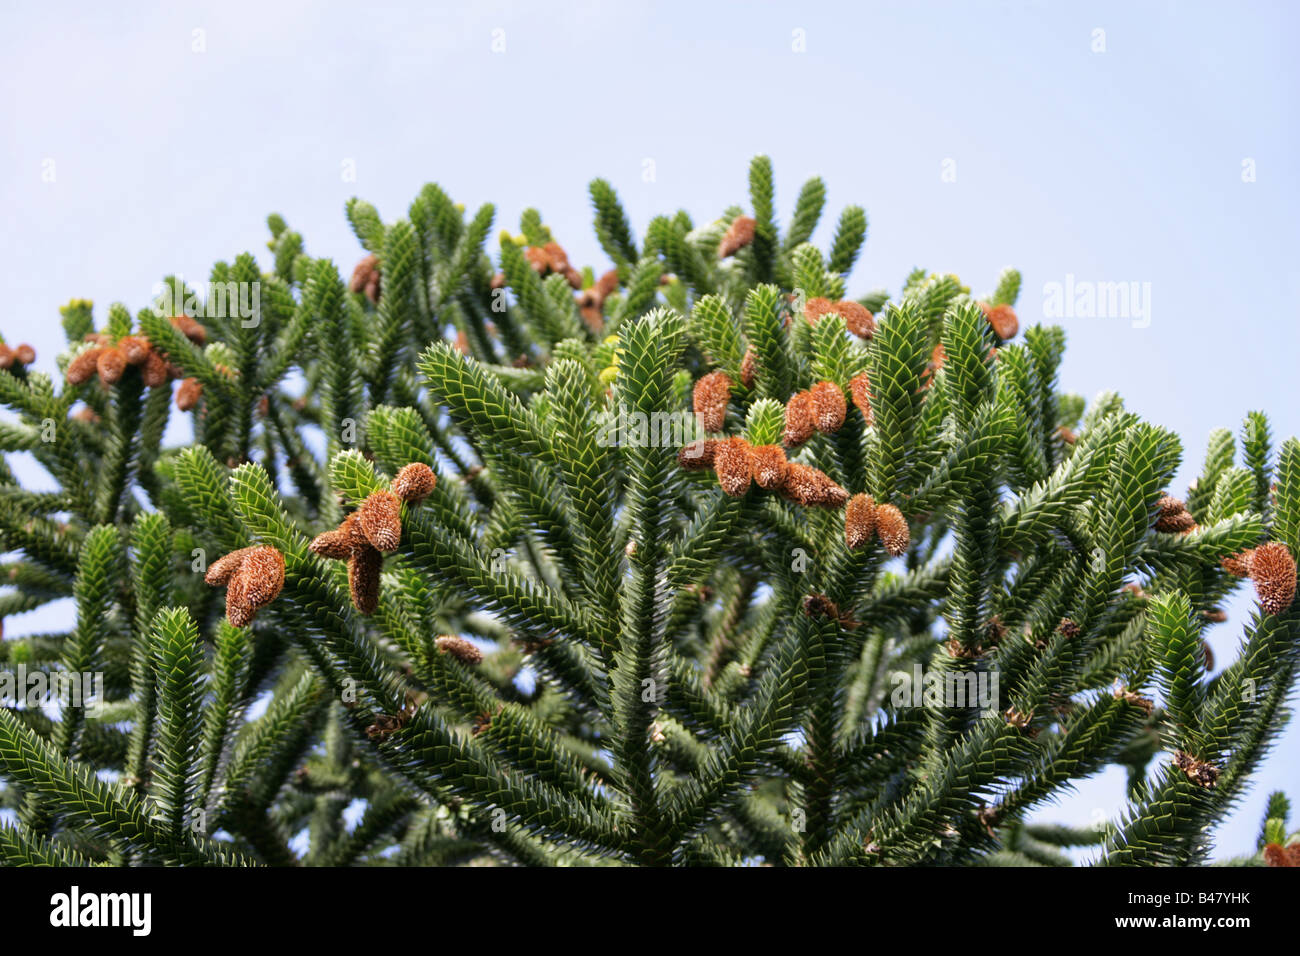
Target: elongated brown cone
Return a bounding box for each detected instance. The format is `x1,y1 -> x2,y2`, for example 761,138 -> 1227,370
838,300 -> 875,339
748,444 -> 788,490
678,438 -> 717,471
845,494 -> 877,549
849,372 -> 873,426
348,545 -> 383,614
783,390 -> 815,447
741,347 -> 758,389
205,546 -> 262,586
803,297 -> 834,326
875,503 -> 910,556
218,546 -> 285,627
357,490 -> 403,552
0,344 -> 12,369
714,437 -> 752,497
1249,541 -> 1296,615
809,381 -> 847,433
96,348 -> 126,385
780,462 -> 848,508
393,462 -> 437,503
594,268 -> 620,302
718,215 -> 756,257
66,347 -> 105,385
981,302 -> 1018,340
236,546 -> 285,610
170,314 -> 208,346
141,350 -> 170,388
693,370 -> 732,433
349,254 -> 382,303
118,336 -> 151,365
1221,549 -> 1255,577
226,576 -> 256,628
309,512 -> 367,559
176,377 -> 202,411
435,635 -> 483,665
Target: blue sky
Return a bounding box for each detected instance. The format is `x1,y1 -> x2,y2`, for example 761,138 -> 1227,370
2,0 -> 1297,860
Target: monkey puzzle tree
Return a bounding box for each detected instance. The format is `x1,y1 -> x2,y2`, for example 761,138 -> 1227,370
0,157 -> 1296,867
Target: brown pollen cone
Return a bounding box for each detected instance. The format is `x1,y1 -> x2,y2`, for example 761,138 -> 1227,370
783,390 -> 815,447
718,215 -> 756,257
348,545 -> 383,614
96,348 -> 126,385
14,344 -> 34,365
845,494 -> 877,550
1221,549 -> 1254,577
435,635 -> 483,665
349,254 -> 382,303
837,300 -> 875,339
741,347 -> 758,389
849,372 -> 873,426
0,344 -> 12,369
142,350 -> 170,388
393,462 -> 437,503
118,336 -> 151,365
594,268 -> 620,302
875,503 -> 910,556
809,380 -> 847,433
713,437 -> 753,497
678,438 -> 717,471
310,512 -> 368,559
66,347 -> 105,385
176,377 -> 202,411
170,314 -> 208,346
748,444 -> 788,490
981,302 -> 1019,340
1153,494 -> 1196,533
219,546 -> 285,628
357,490 -> 403,552
779,462 -> 848,508
693,370 -> 733,433
235,546 -> 285,611
204,546 -> 262,586
1249,541 -> 1296,615
803,297 -> 834,326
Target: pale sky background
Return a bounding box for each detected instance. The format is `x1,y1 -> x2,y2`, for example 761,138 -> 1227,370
2,0 -> 1297,861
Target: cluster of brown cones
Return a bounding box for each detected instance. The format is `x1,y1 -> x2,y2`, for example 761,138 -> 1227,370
803,297 -> 875,339
66,318 -> 207,412
978,301 -> 1019,341
205,545 -> 286,628
784,381 -> 850,446
678,436 -> 848,508
718,215 -> 756,258
349,254 -> 382,303
308,463 -> 436,614
844,493 -> 910,557
1221,540 -> 1297,615
0,342 -> 36,371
